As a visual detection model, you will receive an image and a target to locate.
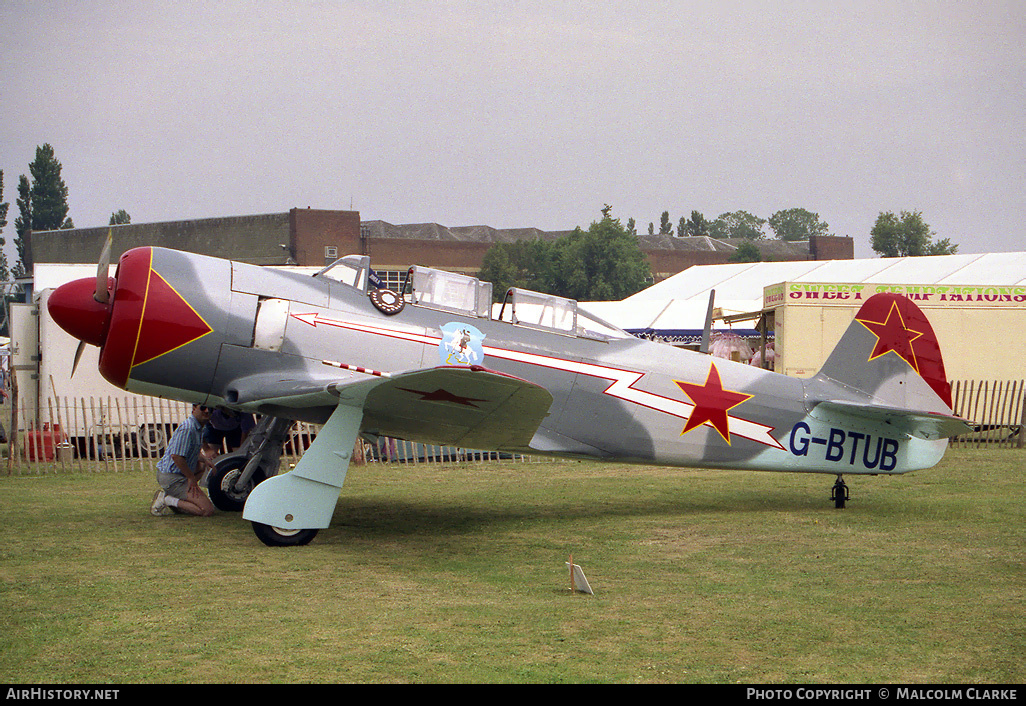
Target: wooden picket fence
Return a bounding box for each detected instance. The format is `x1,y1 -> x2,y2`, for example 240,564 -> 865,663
949,379 -> 1026,449
4,396 -> 192,474
1,395 -> 541,475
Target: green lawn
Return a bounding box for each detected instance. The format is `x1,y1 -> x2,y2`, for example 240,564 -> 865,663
0,448 -> 1022,683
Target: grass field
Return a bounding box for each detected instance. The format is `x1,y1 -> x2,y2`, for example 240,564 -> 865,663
0,448 -> 1022,684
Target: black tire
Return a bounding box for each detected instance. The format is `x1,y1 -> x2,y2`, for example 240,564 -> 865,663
208,456 -> 266,512
832,479 -> 848,509
252,522 -> 318,547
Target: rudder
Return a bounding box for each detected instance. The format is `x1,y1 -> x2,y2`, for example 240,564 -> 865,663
812,292 -> 953,414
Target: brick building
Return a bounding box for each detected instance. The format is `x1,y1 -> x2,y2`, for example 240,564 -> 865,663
29,208 -> 853,287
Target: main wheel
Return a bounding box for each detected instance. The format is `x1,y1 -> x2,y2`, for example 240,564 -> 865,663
252,522 -> 318,547
208,456 -> 266,512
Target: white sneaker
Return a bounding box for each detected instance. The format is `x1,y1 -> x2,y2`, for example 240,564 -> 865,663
150,489 -> 168,516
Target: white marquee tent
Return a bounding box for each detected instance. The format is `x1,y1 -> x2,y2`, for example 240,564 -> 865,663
581,252 -> 1026,341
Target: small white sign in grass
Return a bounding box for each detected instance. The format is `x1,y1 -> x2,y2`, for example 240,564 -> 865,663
566,555 -> 594,595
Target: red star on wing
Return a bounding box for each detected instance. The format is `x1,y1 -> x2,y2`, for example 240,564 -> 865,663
396,387 -> 485,408
856,301 -> 924,373
674,363 -> 753,444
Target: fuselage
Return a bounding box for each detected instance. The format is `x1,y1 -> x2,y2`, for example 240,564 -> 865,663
49,247 -> 947,477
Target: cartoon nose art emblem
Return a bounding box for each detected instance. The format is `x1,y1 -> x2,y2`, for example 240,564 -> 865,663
439,323 -> 485,366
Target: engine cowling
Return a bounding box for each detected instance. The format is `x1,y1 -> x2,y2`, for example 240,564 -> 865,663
47,247 -> 215,390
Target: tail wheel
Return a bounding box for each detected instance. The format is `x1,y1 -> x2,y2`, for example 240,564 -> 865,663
252,522 -> 318,547
208,456 -> 266,512
831,476 -> 849,509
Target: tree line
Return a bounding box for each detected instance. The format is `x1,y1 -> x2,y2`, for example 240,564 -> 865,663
0,143 -> 959,299
1,143 -> 130,283
480,203 -> 961,301
632,206 -> 958,260
634,207 -> 832,242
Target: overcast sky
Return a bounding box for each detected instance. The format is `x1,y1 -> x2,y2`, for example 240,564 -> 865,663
2,1 -> 1023,261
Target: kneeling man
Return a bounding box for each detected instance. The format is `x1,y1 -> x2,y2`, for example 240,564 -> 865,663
151,404 -> 217,517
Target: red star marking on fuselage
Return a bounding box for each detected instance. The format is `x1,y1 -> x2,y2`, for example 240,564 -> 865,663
673,363 -> 753,444
397,387 -> 485,407
856,301 -> 924,373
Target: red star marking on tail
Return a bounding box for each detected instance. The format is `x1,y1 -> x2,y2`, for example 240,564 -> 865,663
674,363 -> 752,444
856,300 -> 924,373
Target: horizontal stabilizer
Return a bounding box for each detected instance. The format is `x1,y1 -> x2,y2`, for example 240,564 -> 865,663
813,400 -> 974,441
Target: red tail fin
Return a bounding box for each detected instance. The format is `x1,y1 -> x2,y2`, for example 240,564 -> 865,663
852,293 -> 952,407
815,293 -> 953,412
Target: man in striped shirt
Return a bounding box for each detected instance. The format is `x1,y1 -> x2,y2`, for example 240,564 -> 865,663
151,404 -> 216,517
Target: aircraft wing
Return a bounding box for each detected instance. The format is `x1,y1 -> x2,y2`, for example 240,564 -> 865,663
359,366 -> 554,450
812,400 -> 974,441
226,365 -> 554,451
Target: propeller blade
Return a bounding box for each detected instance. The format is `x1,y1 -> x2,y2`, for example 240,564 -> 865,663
71,340 -> 86,378
94,230 -> 113,304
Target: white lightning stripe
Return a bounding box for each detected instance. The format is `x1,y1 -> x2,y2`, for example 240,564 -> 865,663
291,312 -> 438,346
481,345 -> 782,449
292,312 -> 784,450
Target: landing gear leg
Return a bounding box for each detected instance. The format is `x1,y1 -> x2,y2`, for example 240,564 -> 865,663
243,404 -> 363,546
831,475 -> 849,509
208,416 -> 294,512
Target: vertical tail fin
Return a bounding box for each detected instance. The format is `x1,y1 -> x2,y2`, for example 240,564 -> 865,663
813,293 -> 954,416
807,293 -> 972,469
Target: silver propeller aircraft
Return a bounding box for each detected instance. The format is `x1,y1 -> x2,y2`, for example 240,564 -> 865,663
46,245 -> 973,546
